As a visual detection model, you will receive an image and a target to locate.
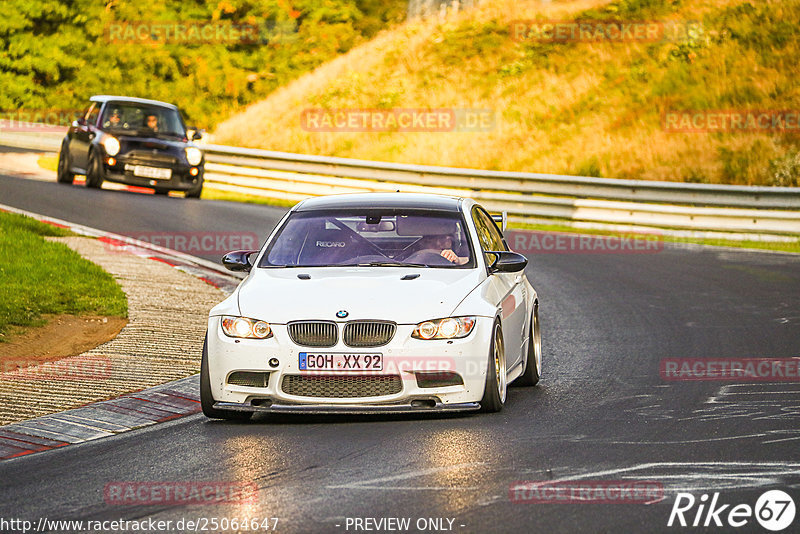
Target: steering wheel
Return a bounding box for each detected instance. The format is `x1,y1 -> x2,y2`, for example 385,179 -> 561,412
402,250 -> 454,266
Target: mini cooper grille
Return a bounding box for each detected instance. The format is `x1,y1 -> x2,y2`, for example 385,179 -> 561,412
343,321 -> 396,347
288,321 -> 338,347
126,151 -> 178,165
281,374 -> 402,398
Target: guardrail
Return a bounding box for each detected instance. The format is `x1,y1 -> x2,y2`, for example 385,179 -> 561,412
200,144 -> 800,235
0,131 -> 63,152
2,129 -> 799,235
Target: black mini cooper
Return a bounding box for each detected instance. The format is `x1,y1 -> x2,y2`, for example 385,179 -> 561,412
57,95 -> 205,197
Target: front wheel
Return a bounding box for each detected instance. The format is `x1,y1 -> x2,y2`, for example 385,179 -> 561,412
85,150 -> 104,189
515,305 -> 541,386
480,320 -> 507,412
185,178 -> 203,199
200,336 -> 252,421
56,141 -> 74,184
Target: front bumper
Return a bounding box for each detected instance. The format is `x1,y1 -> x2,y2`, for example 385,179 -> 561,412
206,316 -> 493,411
101,156 -> 203,191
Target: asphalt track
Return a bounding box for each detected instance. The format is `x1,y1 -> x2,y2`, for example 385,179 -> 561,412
1,165 -> 799,533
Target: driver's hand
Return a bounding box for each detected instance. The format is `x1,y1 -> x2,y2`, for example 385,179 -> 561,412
440,249 -> 458,263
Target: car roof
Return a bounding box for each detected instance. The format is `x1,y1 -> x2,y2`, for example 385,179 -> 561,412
294,193 -> 465,212
90,95 -> 178,110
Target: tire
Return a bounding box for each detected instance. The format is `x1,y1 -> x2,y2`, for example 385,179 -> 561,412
515,304 -> 541,386
200,336 -> 252,421
185,178 -> 203,199
85,150 -> 104,189
480,320 -> 507,413
56,141 -> 74,184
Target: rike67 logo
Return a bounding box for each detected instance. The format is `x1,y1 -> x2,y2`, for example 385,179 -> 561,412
668,490 -> 796,531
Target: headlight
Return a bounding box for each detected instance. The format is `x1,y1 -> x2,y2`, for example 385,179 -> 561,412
185,147 -> 202,166
412,316 -> 476,340
102,136 -> 120,156
221,316 -> 272,339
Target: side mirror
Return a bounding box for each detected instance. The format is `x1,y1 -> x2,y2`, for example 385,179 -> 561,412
75,118 -> 86,127
222,250 -> 258,272
191,129 -> 203,140
487,251 -> 528,273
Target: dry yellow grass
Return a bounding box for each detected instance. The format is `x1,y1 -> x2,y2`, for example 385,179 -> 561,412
214,0 -> 800,185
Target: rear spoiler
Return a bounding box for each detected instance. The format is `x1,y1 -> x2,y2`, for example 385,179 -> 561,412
491,212 -> 508,232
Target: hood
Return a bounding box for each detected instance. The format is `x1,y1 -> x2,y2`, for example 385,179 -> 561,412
236,267 -> 484,324
115,134 -> 190,153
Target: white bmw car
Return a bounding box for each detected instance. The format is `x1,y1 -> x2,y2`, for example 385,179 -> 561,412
201,193 -> 541,420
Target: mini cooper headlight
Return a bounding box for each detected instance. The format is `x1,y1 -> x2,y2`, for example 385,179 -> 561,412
221,316 -> 272,339
412,316 -> 476,340
185,147 -> 202,166
102,135 -> 120,156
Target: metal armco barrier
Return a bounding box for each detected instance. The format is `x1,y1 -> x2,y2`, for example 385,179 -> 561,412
201,144 -> 800,235
2,129 -> 799,235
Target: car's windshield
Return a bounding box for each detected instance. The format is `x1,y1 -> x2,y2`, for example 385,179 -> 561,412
100,103 -> 186,138
260,209 -> 475,268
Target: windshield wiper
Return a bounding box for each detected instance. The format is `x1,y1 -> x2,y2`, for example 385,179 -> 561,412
264,264 -> 355,268
155,131 -> 185,140
263,262 -> 428,268
351,261 -> 428,268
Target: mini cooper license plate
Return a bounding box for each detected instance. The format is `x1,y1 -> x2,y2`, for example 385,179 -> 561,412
299,353 -> 383,371
132,165 -> 172,180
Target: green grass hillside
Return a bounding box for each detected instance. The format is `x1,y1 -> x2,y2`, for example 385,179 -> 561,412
214,0 -> 800,186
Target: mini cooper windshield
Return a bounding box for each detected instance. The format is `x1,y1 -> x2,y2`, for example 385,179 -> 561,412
261,210 -> 475,268
100,103 -> 187,139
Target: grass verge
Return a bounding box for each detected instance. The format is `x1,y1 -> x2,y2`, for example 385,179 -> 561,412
0,211 -> 128,342
38,155 -> 58,172
200,187 -> 298,208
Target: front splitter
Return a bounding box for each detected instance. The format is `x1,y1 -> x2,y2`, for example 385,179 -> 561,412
213,401 -> 480,415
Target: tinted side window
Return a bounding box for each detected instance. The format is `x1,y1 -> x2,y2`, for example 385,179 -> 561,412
472,207 -> 506,252
85,104 -> 99,126
472,209 -> 493,254
472,206 -> 506,267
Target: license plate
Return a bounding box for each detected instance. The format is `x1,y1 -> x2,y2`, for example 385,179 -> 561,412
299,352 -> 383,371
132,165 -> 171,179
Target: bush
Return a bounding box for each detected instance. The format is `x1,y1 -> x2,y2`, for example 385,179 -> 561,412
768,151 -> 800,187
0,0 -> 406,130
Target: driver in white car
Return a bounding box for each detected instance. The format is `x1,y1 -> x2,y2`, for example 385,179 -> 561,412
416,234 -> 469,265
